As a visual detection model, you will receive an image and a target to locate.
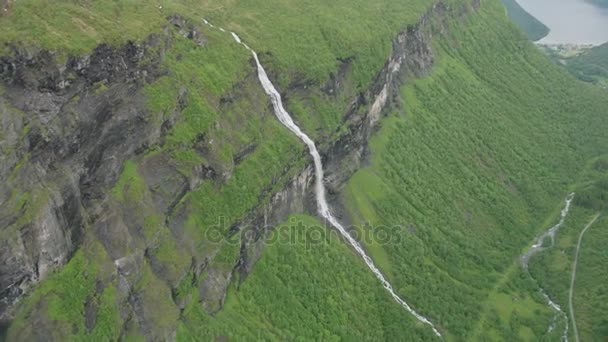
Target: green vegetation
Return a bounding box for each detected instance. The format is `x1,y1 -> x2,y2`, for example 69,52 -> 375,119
3,0 -> 608,340
0,0 -> 439,139
527,207 -> 605,341
575,157 -> 608,210
0,1 -> 208,59
177,215 -> 437,341
6,241 -> 121,341
203,0 -> 429,88
111,160 -> 146,203
563,43 -> 608,85
571,215 -> 608,340
528,157 -> 608,340
345,0 -> 607,339
500,0 -> 549,41
169,1 -> 606,340
0,0 -> 429,90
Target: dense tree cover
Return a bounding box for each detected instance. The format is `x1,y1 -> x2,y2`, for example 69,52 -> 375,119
177,215 -> 438,341
345,0 -> 607,340
562,43 -> 608,85
530,157 -> 607,340
575,157 -> 608,210
500,0 -> 549,41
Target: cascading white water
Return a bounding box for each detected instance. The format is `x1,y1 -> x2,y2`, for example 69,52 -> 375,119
521,193 -> 575,342
521,193 -> 574,270
203,19 -> 442,338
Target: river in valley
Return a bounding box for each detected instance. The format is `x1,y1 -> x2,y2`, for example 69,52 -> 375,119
521,193 -> 575,342
515,0 -> 608,45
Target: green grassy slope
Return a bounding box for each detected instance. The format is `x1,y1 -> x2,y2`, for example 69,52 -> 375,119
500,0 -> 549,41
0,0 -> 428,88
168,0 -> 607,340
0,0 -> 429,136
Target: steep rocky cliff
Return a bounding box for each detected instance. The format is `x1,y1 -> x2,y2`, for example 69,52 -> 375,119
0,1 -> 479,339
0,32 -> 167,319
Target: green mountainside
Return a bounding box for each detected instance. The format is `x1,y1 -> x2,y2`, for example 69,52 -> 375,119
562,43 -> 608,86
529,156 -> 608,341
345,2 -> 606,339
1,0 -> 607,341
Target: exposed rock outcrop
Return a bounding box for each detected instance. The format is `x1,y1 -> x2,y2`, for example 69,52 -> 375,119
0,24 -> 170,328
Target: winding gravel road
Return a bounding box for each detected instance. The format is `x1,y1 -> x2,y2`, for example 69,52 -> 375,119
569,213 -> 601,342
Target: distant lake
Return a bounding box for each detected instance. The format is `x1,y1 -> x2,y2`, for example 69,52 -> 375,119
515,0 -> 608,45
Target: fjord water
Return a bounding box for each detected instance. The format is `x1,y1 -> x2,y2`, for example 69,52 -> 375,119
515,0 -> 608,44
203,19 -> 442,338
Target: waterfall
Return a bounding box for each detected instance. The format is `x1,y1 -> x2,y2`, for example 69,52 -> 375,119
203,19 -> 442,338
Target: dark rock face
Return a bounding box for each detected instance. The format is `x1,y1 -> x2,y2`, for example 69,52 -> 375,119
198,266 -> 233,314
1,0 -> 10,17
168,15 -> 208,47
0,31 -> 169,325
140,153 -> 189,214
322,2 -> 449,193
0,14 -> 217,339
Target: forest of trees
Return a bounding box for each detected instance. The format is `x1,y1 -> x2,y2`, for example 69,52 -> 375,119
564,43 -> 608,85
